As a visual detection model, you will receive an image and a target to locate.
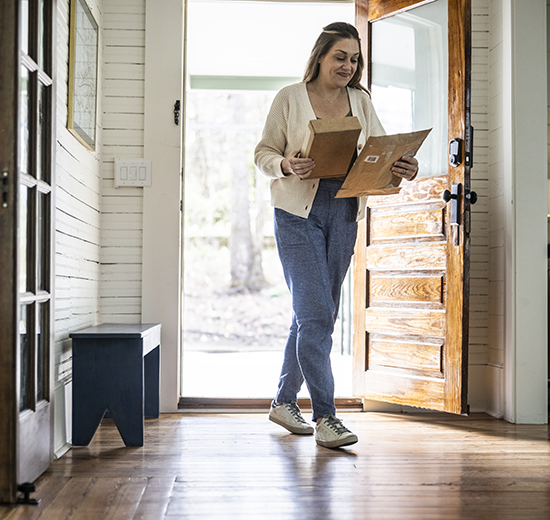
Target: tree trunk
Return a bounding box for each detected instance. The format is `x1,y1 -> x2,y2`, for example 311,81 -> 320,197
228,94 -> 266,292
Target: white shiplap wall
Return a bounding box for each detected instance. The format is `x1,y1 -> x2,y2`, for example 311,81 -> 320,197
100,0 -> 145,324
54,0 -> 103,453
469,0 -> 490,404
486,0 -> 506,417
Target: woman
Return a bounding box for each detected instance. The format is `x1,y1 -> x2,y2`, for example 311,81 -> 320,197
254,22 -> 418,449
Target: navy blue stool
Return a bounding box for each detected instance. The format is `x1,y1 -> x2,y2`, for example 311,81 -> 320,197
70,323 -> 161,447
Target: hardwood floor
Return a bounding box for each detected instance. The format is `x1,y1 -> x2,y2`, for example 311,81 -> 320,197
1,412 -> 549,519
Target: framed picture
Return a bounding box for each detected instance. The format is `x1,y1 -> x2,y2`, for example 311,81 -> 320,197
67,0 -> 98,150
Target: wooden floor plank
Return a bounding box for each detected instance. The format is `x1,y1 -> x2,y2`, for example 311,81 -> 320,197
101,478 -> 148,520
35,478 -> 96,520
70,478 -> 132,520
0,507 -> 14,520
5,413 -> 550,519
131,478 -> 174,520
0,476 -> 71,520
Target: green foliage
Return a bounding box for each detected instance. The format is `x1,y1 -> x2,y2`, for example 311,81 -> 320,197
184,89 -> 277,240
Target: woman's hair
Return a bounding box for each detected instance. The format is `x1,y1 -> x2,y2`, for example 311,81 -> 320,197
303,22 -> 367,92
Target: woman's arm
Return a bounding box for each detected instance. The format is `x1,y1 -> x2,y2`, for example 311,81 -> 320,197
254,90 -> 291,179
255,85 -> 316,179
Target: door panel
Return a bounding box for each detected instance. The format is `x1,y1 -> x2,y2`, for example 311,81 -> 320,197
0,0 -> 55,502
353,0 -> 471,414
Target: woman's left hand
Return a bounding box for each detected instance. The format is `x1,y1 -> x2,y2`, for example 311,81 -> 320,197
391,156 -> 419,181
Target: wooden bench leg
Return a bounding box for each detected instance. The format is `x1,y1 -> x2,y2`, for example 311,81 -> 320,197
72,406 -> 107,446
144,346 -> 160,419
72,339 -> 145,447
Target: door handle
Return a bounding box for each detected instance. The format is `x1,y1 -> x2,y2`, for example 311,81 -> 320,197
442,183 -> 461,226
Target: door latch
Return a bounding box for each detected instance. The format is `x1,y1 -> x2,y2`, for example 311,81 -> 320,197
465,126 -> 474,167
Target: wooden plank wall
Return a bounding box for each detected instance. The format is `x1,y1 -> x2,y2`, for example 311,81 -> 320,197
54,0 -> 103,453
468,0 -> 490,408
486,0 -> 506,417
100,0 -> 146,325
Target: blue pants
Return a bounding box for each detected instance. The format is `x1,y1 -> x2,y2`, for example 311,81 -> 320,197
273,180 -> 358,421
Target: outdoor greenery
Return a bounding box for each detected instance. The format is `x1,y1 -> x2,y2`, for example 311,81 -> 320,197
184,89 -> 278,291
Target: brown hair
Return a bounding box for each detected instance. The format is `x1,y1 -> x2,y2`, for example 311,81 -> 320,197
302,22 -> 367,92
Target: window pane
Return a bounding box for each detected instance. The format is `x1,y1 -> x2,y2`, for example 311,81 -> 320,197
37,192 -> 48,291
19,305 -> 32,412
38,0 -> 45,69
371,0 -> 448,177
19,185 -> 28,293
20,65 -> 30,177
37,84 -> 49,181
37,84 -> 43,180
37,302 -> 48,402
20,0 -> 29,55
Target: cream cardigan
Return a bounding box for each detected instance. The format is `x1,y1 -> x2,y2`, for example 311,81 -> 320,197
254,82 -> 385,221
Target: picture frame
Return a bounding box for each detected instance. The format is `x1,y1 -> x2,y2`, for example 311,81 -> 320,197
67,0 -> 98,150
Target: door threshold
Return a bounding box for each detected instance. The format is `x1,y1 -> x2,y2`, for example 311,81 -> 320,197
178,397 -> 363,413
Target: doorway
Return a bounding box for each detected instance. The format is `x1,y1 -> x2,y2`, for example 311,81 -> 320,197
181,0 -> 355,399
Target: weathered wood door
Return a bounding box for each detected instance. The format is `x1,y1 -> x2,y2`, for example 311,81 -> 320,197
353,0 -> 472,414
0,0 -> 56,502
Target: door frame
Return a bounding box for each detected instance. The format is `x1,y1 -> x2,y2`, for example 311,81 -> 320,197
500,0 -> 547,424
142,0 -> 184,412
0,0 -> 20,502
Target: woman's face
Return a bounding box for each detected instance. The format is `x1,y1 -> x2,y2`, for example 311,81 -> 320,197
317,38 -> 360,89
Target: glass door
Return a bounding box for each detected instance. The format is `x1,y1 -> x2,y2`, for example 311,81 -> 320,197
0,0 -> 55,501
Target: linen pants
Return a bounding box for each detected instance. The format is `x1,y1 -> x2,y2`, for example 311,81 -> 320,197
273,180 -> 358,421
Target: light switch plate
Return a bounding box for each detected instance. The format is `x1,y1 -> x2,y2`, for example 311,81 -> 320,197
114,159 -> 152,187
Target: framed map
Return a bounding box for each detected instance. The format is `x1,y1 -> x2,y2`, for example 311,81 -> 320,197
67,0 -> 98,150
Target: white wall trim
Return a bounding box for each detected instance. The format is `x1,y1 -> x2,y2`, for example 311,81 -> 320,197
504,0 -> 548,424
143,0 -> 184,412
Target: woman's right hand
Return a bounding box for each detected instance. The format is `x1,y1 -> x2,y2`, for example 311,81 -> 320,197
281,149 -> 316,179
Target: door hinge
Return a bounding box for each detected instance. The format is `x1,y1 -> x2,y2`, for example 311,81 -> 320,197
174,100 -> 181,126
465,126 -> 474,168
1,171 -> 9,208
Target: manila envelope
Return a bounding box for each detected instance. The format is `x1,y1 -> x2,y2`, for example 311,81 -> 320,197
335,128 -> 432,198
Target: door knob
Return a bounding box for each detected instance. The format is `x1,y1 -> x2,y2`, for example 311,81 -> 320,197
466,191 -> 477,204
441,189 -> 456,203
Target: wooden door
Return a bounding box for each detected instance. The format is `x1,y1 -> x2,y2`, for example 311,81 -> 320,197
0,0 -> 56,503
353,0 -> 472,414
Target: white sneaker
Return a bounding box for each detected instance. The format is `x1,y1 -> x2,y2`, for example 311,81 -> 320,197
269,402 -> 314,435
315,415 -> 358,448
